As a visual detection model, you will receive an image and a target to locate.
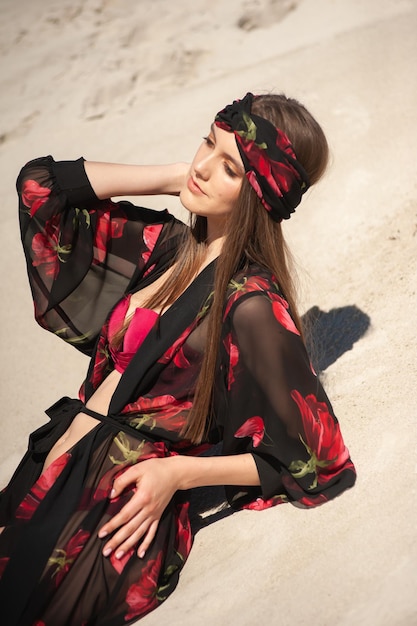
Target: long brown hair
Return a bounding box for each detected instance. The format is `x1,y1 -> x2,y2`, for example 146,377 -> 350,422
124,94 -> 329,443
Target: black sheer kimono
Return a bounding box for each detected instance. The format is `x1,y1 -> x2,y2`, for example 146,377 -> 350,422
0,157 -> 356,625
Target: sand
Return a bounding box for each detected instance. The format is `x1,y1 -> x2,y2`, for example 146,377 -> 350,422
0,0 -> 416,624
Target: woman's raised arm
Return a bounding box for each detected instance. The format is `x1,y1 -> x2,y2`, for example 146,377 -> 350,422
84,161 -> 189,200
17,156 -> 188,354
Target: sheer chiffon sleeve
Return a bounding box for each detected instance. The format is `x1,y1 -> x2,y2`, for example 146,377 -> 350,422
219,281 -> 356,511
17,156 -> 185,355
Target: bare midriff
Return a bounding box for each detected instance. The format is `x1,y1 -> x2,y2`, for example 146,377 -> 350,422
42,369 -> 123,473
0,378 -> 121,534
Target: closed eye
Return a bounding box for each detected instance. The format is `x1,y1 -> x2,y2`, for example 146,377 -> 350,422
224,162 -> 238,177
203,135 -> 215,147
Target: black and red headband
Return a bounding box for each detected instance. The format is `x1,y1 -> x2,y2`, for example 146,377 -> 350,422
215,92 -> 310,221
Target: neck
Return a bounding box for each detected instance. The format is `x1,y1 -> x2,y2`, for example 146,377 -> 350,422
205,217 -> 227,260
205,234 -> 225,261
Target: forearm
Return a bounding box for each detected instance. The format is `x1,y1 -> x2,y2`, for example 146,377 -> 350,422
84,161 -> 189,199
169,453 -> 261,491
98,452 -> 261,558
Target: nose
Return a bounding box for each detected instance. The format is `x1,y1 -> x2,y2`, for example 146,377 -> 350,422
194,151 -> 212,181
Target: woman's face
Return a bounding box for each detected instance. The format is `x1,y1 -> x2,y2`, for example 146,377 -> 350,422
180,124 -> 244,227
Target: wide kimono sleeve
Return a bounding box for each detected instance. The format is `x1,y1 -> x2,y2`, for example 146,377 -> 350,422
17,156 -> 185,355
218,279 -> 356,511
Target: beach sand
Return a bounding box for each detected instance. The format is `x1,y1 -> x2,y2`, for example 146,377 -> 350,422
0,1 -> 416,624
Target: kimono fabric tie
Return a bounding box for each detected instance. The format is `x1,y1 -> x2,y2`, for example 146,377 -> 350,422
215,92 -> 310,221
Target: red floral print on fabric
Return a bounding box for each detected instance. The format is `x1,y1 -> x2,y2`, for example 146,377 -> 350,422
125,550 -> 164,620
78,380 -> 86,403
242,142 -> 281,189
237,135 -> 296,199
92,204 -> 128,265
243,494 -> 288,511
172,345 -> 190,369
32,215 -> 71,279
175,501 -> 193,560
110,548 -> 135,575
141,224 -> 163,266
225,275 -> 299,336
223,332 -> 239,389
123,394 -> 192,433
21,179 -> 51,216
297,492 -> 328,507
90,464 -> 130,506
48,528 -> 91,587
234,416 -> 265,448
91,467 -> 119,504
216,103 -> 307,221
289,390 -> 350,489
158,326 -> 194,369
108,436 -> 168,468
15,452 -> 71,521
280,474 -> 329,507
157,296 -> 213,368
246,170 -> 263,203
143,263 -> 156,278
224,275 -> 273,318
271,295 -> 300,335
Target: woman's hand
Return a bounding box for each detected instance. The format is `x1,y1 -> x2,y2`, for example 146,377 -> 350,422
98,457 -> 179,560
168,161 -> 190,196
97,452 -> 260,560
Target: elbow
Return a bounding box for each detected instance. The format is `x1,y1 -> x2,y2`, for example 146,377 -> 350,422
16,156 -> 54,195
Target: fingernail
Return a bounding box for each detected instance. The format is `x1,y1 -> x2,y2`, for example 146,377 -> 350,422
110,489 -> 116,499
115,550 -> 124,560
138,550 -> 145,559
98,530 -> 108,539
103,548 -> 112,557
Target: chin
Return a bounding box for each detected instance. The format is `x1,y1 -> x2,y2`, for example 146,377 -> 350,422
179,188 -> 198,216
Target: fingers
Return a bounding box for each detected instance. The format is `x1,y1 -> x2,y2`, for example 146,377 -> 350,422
110,464 -> 142,499
98,491 -> 143,539
136,520 -> 159,558
102,512 -> 152,559
98,490 -> 160,560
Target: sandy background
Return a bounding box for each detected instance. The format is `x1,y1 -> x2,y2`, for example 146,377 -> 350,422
1,0 -> 416,624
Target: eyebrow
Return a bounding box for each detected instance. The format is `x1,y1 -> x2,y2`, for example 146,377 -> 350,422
211,123 -> 245,174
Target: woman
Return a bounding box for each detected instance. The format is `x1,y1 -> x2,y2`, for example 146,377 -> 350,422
0,93 -> 356,625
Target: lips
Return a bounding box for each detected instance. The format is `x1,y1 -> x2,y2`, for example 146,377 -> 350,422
187,176 -> 206,195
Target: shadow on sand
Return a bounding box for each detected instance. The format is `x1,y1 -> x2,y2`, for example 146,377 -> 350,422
303,304 -> 371,374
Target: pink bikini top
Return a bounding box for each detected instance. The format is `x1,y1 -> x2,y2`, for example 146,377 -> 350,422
108,294 -> 158,374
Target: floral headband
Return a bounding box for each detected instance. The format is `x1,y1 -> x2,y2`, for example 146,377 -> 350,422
215,92 -> 310,221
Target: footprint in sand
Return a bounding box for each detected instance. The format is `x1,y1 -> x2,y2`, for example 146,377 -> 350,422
0,111 -> 40,146
237,0 -> 299,32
